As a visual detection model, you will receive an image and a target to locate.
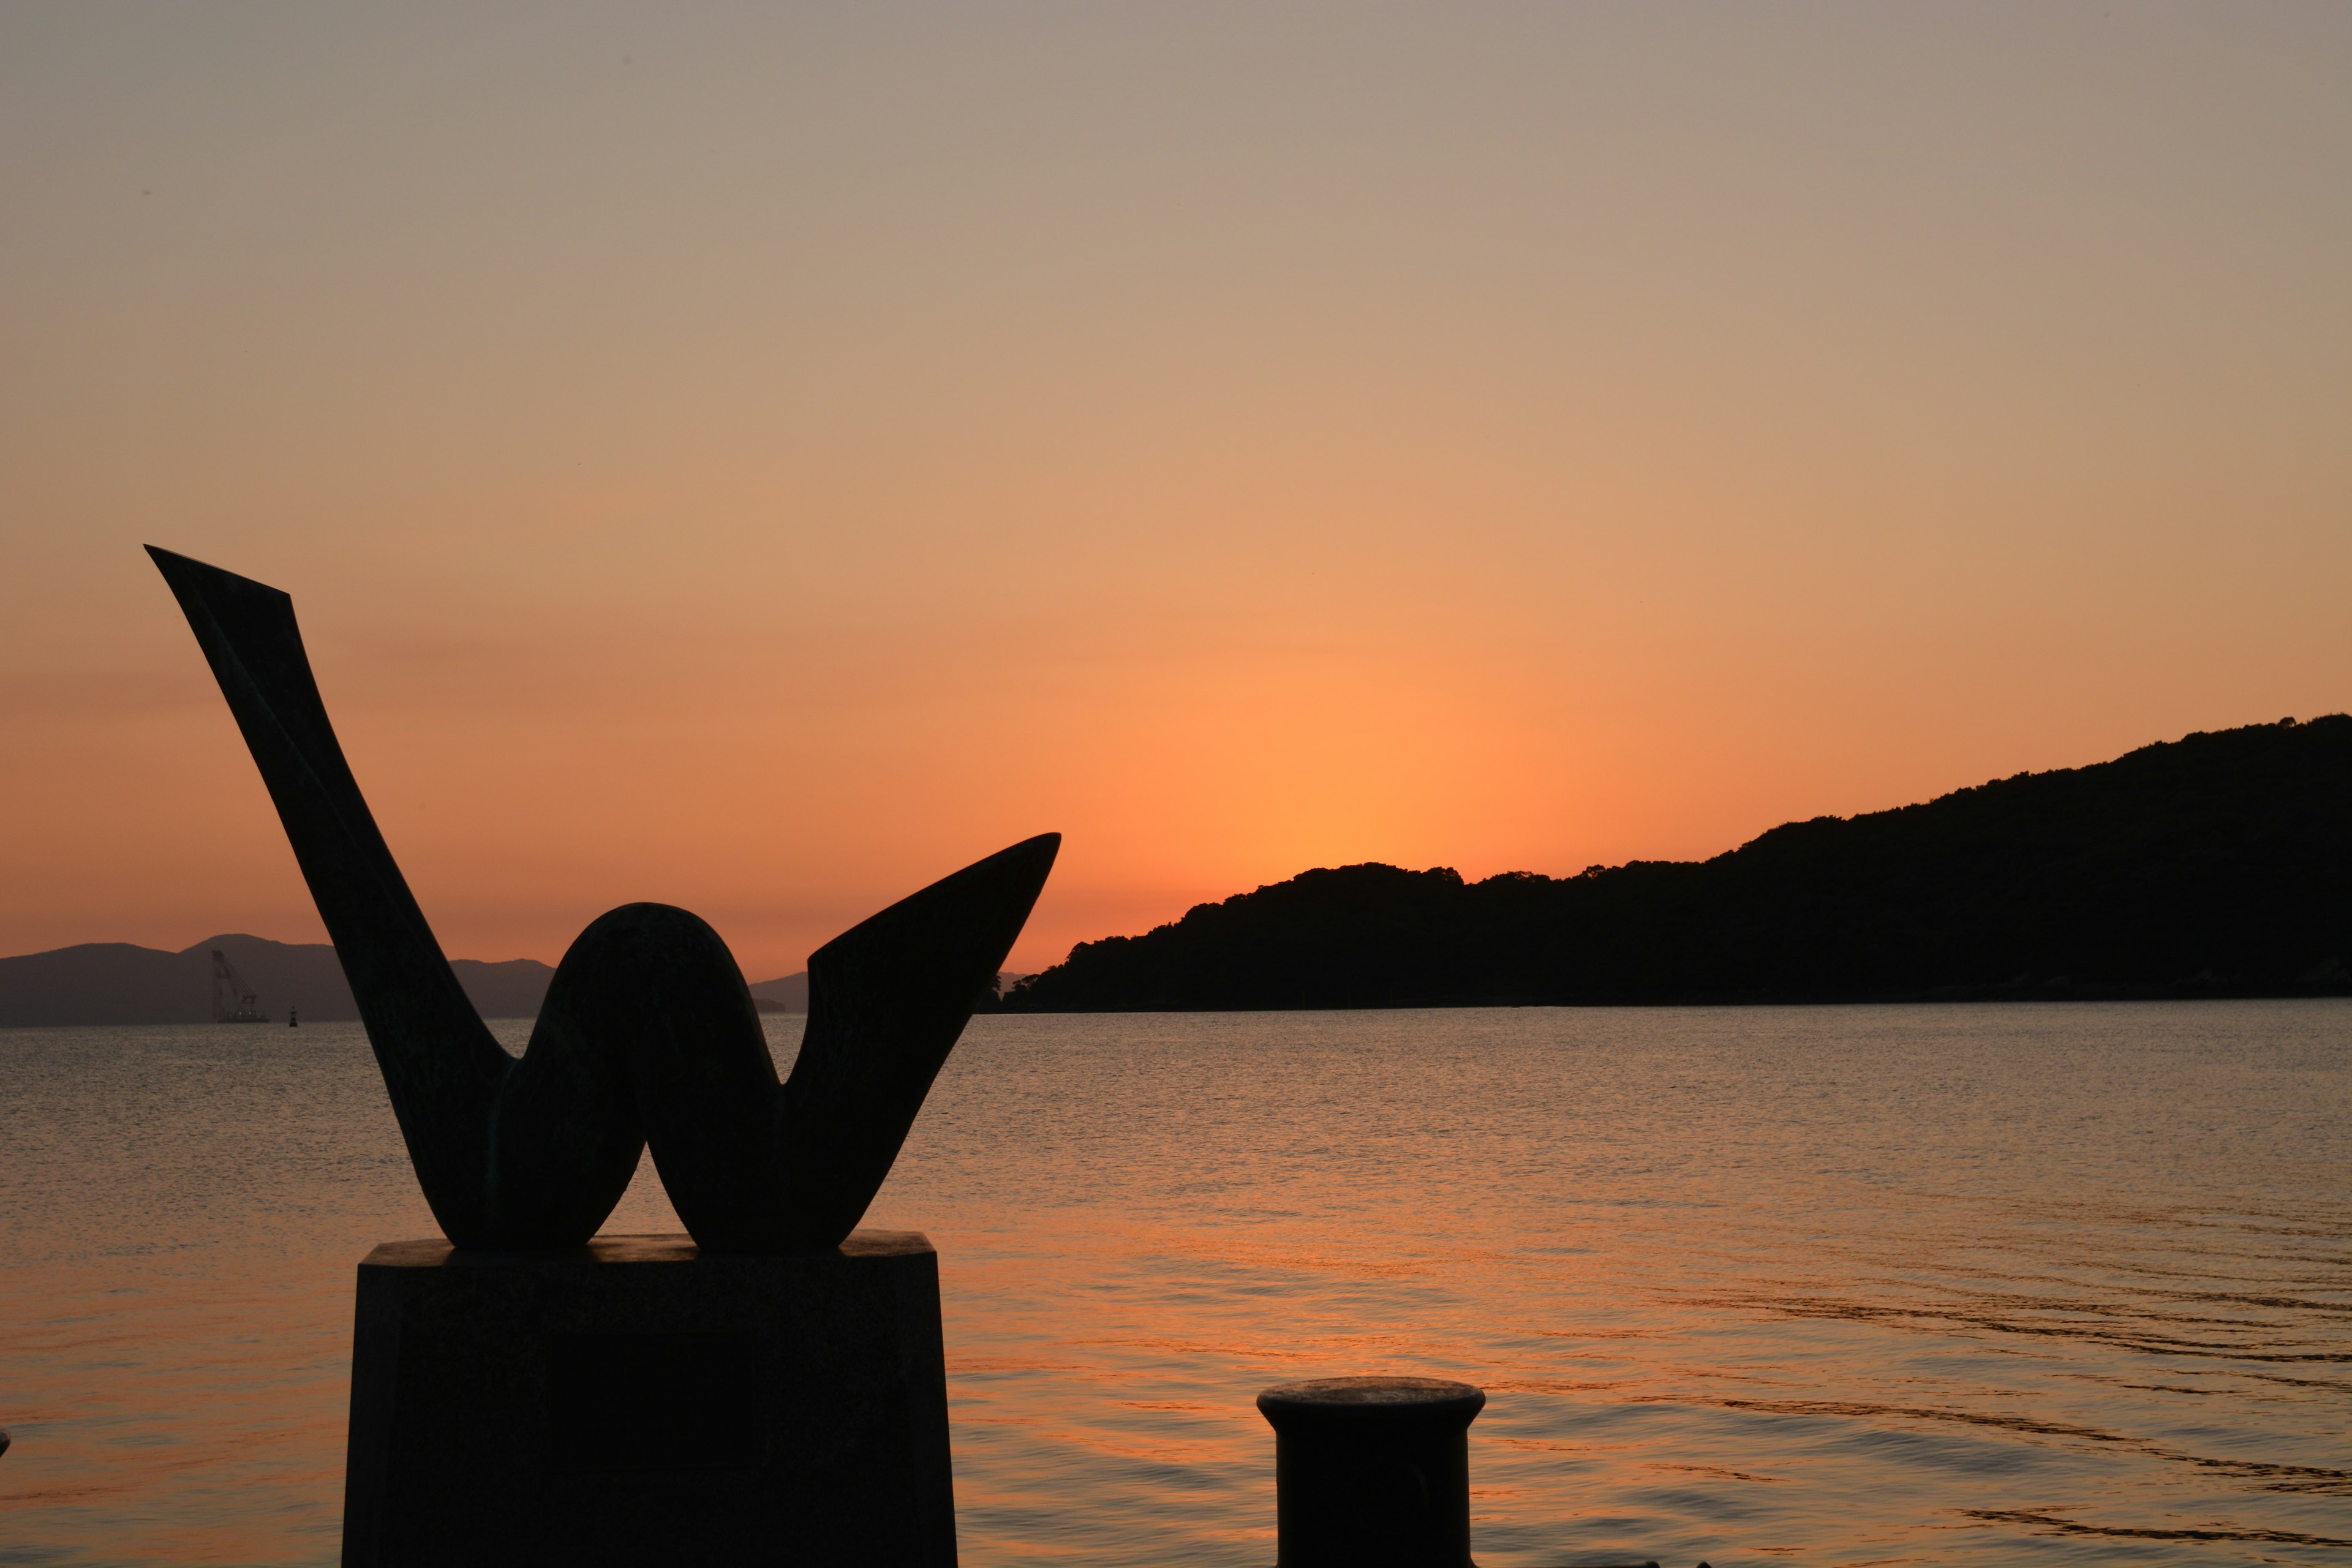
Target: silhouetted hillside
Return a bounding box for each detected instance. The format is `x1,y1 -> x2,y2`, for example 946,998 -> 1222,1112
1005,717 -> 2352,1011
0,935 -> 555,1027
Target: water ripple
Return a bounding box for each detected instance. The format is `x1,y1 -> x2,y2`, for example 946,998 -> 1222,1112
2,1000 -> 2346,1564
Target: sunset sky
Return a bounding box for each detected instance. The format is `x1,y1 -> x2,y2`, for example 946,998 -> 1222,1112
3,4 -> 2346,979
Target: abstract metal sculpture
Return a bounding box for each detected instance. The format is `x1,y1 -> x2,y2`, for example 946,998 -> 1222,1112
149,546 -> 1056,1252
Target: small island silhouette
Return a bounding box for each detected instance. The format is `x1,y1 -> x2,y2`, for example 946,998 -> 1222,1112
998,717 -> 2351,1011
0,935 -> 811,1029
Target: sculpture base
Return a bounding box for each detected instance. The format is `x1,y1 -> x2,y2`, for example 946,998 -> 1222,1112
342,1232 -> 957,1567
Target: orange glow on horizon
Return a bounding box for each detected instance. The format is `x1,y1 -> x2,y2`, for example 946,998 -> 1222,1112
2,7 -> 2346,978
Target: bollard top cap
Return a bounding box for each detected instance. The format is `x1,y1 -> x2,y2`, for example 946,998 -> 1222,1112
1261,1376 -> 1482,1407
1257,1376 -> 1485,1430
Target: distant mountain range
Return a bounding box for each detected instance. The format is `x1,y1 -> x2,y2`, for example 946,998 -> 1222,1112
747,972 -> 810,1012
0,933 -> 810,1028
15,716 -> 2345,1023
1005,715 -> 2352,1011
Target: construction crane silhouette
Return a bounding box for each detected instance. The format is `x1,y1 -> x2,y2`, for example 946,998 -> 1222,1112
210,949 -> 268,1023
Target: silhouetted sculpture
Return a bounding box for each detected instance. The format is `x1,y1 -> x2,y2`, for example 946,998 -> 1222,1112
149,546 -> 1056,1252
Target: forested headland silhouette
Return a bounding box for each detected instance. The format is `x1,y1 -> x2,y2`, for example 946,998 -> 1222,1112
1000,717 -> 2351,1011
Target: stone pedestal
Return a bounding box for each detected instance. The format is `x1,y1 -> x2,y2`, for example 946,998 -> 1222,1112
342,1232 -> 957,1568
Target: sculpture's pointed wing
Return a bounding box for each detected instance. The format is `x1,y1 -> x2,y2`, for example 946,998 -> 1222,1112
146,547 -> 510,1241
770,833 -> 1061,1248
150,545 -> 1063,1254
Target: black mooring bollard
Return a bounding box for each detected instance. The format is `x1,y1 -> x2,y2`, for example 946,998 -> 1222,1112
1257,1376 -> 1485,1568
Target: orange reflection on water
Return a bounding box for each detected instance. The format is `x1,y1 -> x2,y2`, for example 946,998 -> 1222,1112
4,1005 -> 2349,1565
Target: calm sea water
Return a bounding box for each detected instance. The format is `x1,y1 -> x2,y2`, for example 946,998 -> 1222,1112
1,1003 -> 2346,1566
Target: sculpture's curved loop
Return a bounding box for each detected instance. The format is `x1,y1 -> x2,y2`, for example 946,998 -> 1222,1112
148,545 -> 1057,1251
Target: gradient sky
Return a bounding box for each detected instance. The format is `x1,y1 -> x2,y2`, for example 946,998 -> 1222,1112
4,4 -> 2346,979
